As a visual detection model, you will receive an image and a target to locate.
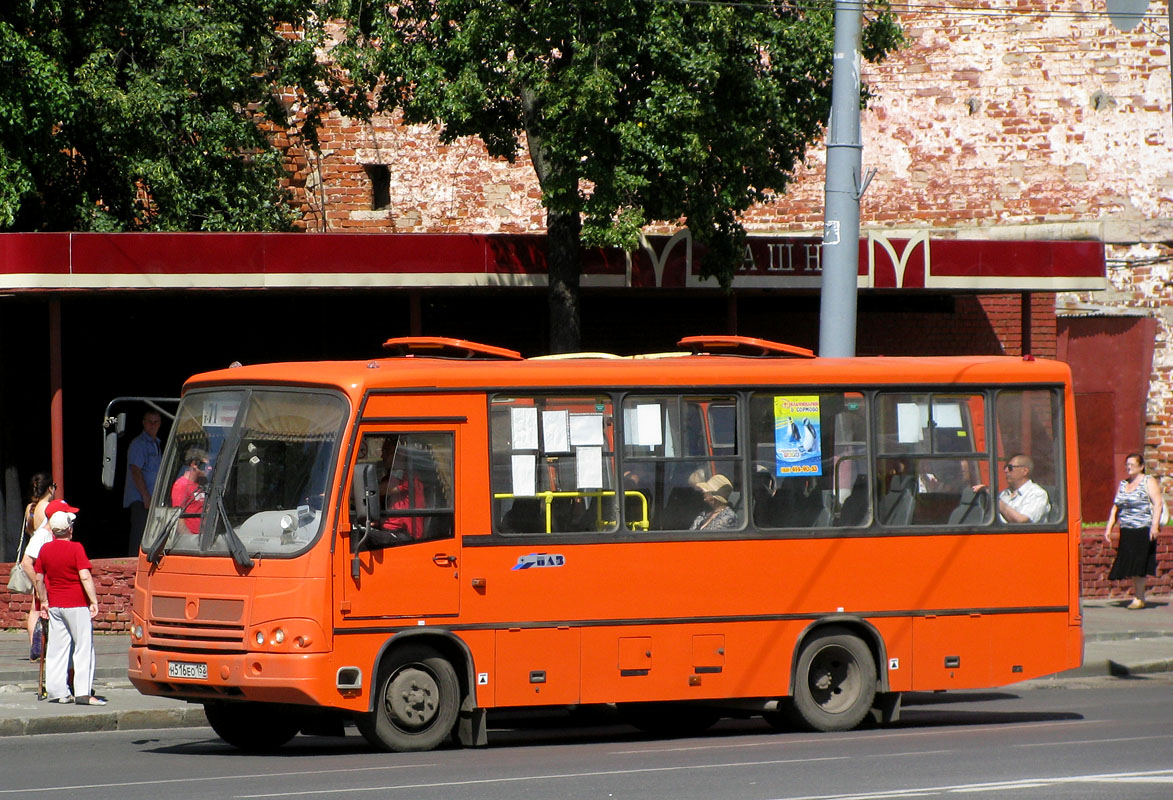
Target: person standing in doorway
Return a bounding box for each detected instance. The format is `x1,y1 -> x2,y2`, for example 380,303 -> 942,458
1105,453 -> 1162,609
34,506 -> 105,705
123,410 -> 163,555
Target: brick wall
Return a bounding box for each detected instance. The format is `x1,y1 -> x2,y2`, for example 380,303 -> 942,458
1,560 -> 135,631
289,3 -> 1173,238
1081,529 -> 1173,599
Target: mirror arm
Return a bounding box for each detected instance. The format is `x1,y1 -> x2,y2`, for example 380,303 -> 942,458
350,524 -> 372,580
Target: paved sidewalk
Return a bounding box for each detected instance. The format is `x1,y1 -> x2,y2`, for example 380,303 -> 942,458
0,597 -> 1169,737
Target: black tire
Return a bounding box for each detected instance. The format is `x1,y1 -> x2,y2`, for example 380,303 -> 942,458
204,702 -> 300,751
790,627 -> 876,732
356,644 -> 460,752
619,702 -> 721,737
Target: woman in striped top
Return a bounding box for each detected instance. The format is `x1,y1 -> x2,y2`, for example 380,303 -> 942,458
1104,453 -> 1163,609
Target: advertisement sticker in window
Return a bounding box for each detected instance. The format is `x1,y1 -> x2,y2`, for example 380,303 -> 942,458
774,396 -> 822,476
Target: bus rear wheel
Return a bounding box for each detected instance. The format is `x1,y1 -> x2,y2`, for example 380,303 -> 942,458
357,645 -> 460,752
204,702 -> 300,751
790,627 -> 876,732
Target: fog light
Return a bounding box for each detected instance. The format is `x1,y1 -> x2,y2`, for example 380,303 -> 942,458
256,631 -> 265,646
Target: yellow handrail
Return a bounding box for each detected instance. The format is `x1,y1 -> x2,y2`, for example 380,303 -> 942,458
493,490 -> 649,532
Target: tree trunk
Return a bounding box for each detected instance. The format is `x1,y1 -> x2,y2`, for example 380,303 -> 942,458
521,81 -> 582,354
546,207 -> 582,354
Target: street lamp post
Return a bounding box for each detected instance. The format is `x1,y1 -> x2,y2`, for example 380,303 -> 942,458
818,0 -> 866,359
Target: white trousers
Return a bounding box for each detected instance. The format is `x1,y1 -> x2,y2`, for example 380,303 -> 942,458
45,606 -> 94,700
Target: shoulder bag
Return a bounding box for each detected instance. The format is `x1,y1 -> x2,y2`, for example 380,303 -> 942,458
6,507 -> 34,594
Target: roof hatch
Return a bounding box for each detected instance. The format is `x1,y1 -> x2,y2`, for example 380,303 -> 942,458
677,335 -> 816,358
382,336 -> 523,360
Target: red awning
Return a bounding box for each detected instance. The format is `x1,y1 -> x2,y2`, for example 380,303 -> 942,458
0,231 -> 1105,293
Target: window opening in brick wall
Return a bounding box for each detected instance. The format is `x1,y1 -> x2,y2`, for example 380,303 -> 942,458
363,164 -> 391,210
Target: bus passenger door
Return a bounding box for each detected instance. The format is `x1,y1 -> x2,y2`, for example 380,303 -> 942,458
341,411 -> 468,620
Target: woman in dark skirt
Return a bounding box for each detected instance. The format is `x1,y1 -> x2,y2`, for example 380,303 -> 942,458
1104,453 -> 1162,609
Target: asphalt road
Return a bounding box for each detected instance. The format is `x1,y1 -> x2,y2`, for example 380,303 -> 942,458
4,677 -> 1172,800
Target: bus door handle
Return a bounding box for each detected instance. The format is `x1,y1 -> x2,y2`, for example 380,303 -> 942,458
433,553 -> 457,567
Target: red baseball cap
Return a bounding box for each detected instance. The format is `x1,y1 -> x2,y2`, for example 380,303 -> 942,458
44,499 -> 79,517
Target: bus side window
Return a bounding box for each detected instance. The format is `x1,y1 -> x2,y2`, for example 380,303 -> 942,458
749,392 -> 866,530
490,396 -> 619,535
350,432 -> 455,550
623,395 -> 742,532
994,389 -> 1064,525
874,393 -> 992,527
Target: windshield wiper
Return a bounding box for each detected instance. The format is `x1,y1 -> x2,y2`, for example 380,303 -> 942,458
211,494 -> 253,569
145,502 -> 192,565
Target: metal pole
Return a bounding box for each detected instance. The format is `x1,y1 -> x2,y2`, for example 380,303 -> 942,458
49,298 -> 64,497
818,0 -> 864,358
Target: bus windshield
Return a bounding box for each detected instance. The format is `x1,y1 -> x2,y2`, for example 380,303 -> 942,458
142,388 -> 348,562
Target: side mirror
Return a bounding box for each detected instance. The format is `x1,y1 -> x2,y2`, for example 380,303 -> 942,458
100,412 -> 127,490
101,430 -> 119,490
351,463 -> 381,524
350,463 -> 381,580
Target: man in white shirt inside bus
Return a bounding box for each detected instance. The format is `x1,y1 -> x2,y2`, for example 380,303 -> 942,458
987,454 -> 1050,523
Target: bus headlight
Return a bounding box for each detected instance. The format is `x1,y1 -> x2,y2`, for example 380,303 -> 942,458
133,625 -> 144,641
248,619 -> 324,652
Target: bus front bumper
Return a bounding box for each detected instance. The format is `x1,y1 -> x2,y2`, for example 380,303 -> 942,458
128,646 -> 355,709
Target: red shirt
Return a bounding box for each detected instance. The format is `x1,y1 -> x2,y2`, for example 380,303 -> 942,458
381,474 -> 425,538
34,539 -> 92,608
171,473 -> 204,533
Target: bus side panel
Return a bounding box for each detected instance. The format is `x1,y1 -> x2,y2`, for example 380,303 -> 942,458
868,616 -> 913,693
911,615 -> 992,690
911,611 -> 1072,690
493,628 -> 581,707
577,621 -> 800,705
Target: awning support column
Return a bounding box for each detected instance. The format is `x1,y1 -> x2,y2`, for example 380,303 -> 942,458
49,298 -> 64,496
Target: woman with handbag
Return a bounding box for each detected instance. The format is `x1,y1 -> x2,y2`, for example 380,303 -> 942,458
18,476 -> 59,658
11,474 -> 53,654
1104,453 -> 1163,609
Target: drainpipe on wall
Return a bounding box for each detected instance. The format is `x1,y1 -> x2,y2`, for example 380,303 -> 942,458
1021,292 -> 1032,355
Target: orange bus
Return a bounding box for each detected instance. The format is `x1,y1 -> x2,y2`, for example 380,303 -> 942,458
126,335 -> 1083,752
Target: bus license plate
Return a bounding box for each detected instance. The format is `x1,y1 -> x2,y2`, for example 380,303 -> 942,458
168,661 -> 208,680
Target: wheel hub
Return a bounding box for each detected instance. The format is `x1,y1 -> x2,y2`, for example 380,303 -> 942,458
385,667 -> 439,730
808,646 -> 859,713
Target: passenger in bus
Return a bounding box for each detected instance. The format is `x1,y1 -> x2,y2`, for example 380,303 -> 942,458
751,465 -> 776,527
976,453 -> 1050,523
690,474 -> 739,531
377,436 -> 425,539
170,448 -> 208,533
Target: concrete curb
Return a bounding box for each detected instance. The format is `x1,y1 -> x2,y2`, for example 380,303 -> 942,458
0,707 -> 208,737
1085,631 -> 1172,642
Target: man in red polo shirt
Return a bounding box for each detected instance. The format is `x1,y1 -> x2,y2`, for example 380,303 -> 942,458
34,507 -> 105,706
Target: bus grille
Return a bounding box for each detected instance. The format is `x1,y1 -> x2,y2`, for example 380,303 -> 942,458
147,620 -> 246,652
148,595 -> 247,652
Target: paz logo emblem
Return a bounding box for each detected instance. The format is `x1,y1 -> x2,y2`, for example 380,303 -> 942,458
512,553 -> 566,570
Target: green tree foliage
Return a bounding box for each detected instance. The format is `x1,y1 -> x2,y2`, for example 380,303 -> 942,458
0,1 -> 336,231
332,0 -> 902,351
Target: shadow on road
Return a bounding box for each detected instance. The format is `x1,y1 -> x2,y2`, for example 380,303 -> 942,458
139,692 -> 1086,757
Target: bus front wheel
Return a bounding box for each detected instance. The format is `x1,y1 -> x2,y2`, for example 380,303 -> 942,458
790,627 -> 876,732
357,645 -> 460,752
204,702 -> 300,751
